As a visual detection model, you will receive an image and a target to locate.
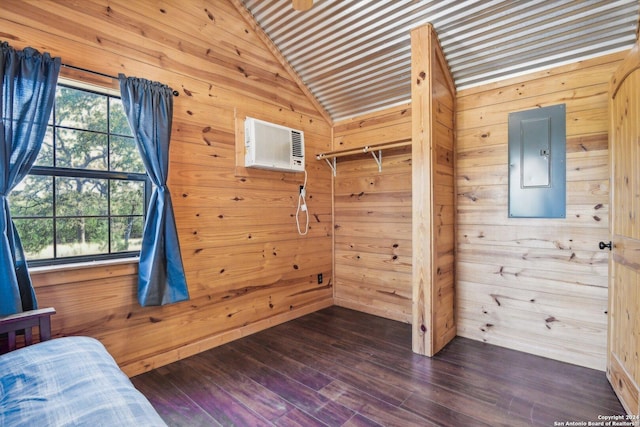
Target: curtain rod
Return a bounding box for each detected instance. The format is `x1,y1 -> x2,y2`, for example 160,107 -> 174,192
61,63 -> 179,97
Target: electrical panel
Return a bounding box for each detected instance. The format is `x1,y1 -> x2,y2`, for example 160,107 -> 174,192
508,104 -> 566,218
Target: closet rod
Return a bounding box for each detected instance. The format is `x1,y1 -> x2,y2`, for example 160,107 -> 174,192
316,139 -> 411,161
61,63 -> 179,96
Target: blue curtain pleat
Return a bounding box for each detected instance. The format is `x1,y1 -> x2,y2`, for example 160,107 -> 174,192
118,74 -> 189,306
0,42 -> 60,316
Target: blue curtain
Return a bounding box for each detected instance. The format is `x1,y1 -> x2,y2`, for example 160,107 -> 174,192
0,42 -> 60,316
118,74 -> 189,306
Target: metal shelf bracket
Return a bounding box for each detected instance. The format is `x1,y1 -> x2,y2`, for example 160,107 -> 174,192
324,157 -> 337,176
369,149 -> 383,172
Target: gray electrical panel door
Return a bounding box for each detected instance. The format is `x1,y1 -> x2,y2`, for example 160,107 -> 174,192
508,104 -> 566,218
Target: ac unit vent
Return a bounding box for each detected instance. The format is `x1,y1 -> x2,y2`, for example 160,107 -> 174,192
291,131 -> 303,158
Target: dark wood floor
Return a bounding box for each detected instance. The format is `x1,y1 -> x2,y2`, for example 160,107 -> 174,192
131,306 -> 625,426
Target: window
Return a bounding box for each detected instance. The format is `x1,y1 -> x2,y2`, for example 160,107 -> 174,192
9,83 -> 149,266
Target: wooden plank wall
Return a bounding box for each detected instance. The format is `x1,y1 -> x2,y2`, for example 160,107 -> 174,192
456,51 -> 627,370
1,0 -> 333,376
332,104 -> 413,323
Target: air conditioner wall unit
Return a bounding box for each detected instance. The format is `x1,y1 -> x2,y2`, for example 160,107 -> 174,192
244,117 -> 305,172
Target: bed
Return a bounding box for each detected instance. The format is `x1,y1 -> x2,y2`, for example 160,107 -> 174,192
0,308 -> 167,427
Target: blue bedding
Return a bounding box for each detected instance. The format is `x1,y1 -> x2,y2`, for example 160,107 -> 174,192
0,336 -> 166,426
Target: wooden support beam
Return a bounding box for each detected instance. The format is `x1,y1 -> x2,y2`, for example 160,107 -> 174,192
411,24 -> 456,357
411,24 -> 434,356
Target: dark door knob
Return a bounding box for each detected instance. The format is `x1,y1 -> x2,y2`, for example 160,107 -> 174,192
599,241 -> 612,251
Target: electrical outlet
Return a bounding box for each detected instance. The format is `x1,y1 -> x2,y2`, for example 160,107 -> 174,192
317,273 -> 323,284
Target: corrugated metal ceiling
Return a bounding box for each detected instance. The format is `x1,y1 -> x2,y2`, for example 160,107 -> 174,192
240,0 -> 639,122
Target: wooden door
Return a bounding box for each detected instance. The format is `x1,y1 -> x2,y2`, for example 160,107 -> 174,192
411,24 -> 456,356
608,41 -> 640,416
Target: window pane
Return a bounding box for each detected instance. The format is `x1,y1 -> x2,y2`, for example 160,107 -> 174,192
10,175 -> 53,217
56,217 -> 108,257
111,216 -> 143,252
56,177 -> 108,216
56,128 -> 107,170
110,136 -> 144,173
22,84 -> 148,265
56,86 -> 107,132
15,219 -> 53,260
109,98 -> 132,136
111,180 -> 145,215
34,126 -> 54,167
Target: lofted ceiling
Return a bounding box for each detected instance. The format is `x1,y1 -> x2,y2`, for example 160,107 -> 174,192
239,0 -> 639,123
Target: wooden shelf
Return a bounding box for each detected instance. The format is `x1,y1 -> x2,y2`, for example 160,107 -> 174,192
316,139 -> 411,175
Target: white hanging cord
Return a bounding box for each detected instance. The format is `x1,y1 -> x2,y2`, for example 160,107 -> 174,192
296,169 -> 309,235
